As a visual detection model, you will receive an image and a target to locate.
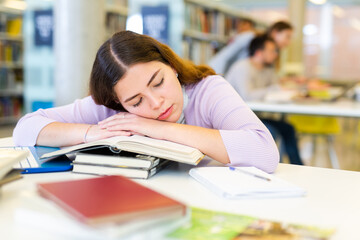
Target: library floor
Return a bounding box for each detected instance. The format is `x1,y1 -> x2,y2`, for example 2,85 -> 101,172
1,120 -> 359,171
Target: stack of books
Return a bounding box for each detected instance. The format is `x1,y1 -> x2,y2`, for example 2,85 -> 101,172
72,149 -> 171,179
41,135 -> 205,179
0,149 -> 27,188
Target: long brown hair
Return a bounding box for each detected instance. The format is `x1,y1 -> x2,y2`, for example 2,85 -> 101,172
89,30 -> 215,111
267,21 -> 293,35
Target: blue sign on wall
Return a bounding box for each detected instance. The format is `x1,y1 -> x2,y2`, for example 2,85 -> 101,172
34,10 -> 53,47
141,5 -> 169,45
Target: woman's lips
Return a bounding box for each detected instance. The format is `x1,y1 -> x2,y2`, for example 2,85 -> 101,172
158,105 -> 173,120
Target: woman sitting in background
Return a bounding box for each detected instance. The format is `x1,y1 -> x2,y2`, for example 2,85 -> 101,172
13,31 -> 279,173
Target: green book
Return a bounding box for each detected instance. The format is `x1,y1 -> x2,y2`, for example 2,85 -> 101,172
168,207 -> 335,240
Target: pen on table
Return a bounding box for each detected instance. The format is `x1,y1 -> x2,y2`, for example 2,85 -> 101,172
229,167 -> 271,181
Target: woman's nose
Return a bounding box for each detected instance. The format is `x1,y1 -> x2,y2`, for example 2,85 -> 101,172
149,94 -> 163,109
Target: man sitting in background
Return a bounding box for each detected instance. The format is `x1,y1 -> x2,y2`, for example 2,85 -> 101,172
225,35 -> 303,165
226,35 -> 279,100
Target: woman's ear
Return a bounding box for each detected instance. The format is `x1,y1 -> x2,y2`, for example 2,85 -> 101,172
112,93 -> 120,104
172,68 -> 178,78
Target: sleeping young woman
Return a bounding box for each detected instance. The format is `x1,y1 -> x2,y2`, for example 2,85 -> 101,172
13,31 -> 279,173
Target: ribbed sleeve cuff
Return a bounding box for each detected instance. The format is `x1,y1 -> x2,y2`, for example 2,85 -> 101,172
219,129 -> 279,173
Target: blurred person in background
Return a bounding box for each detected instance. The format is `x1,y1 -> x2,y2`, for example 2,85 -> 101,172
266,21 -> 293,49
209,18 -> 256,75
226,35 -> 303,165
237,18 -> 255,34
209,21 -> 293,76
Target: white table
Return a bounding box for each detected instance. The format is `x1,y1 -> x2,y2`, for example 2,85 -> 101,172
247,100 -> 360,118
1,139 -> 360,239
247,100 -> 360,169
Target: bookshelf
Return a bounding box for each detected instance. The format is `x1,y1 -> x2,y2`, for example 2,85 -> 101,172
105,0 -> 128,38
183,0 -> 266,65
0,6 -> 23,125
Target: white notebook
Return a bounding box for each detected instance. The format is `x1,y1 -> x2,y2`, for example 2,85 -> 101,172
189,166 -> 306,199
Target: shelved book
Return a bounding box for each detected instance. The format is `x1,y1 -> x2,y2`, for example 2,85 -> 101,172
41,135 -> 205,165
72,152 -> 172,179
37,175 -> 188,226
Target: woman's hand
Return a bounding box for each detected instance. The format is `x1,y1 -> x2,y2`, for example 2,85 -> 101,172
97,112 -> 230,164
97,112 -> 170,140
85,123 -> 132,143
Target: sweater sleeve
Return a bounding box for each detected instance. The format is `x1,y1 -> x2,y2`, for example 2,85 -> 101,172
208,32 -> 254,74
13,96 -> 117,146
196,76 -> 279,173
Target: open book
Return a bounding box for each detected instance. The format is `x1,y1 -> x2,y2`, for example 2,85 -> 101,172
0,149 -> 28,180
41,135 -> 205,165
0,149 -> 27,187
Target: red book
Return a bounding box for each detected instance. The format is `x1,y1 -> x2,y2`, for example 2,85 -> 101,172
37,175 -> 187,226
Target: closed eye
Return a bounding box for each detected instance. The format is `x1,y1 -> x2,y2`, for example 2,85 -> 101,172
133,97 -> 143,107
154,78 -> 164,87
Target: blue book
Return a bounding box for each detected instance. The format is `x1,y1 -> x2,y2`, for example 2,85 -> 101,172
7,146 -> 73,174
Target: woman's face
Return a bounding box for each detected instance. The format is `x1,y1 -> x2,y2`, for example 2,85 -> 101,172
114,61 -> 183,123
272,29 -> 293,49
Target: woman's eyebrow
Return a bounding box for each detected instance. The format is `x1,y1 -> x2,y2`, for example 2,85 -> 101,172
124,93 -> 140,103
124,68 -> 161,103
147,69 -> 161,87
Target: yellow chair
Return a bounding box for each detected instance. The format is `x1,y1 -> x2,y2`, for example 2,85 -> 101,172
287,115 -> 341,168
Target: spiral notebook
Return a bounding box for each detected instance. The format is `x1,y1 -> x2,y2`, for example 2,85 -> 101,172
189,167 -> 306,199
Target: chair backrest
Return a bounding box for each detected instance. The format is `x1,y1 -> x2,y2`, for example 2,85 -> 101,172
287,115 -> 341,135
